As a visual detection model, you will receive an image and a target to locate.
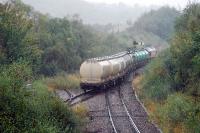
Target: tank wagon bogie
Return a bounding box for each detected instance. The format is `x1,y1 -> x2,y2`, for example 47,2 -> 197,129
80,47 -> 157,91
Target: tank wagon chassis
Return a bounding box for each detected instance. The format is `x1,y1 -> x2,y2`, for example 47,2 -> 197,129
80,47 -> 157,91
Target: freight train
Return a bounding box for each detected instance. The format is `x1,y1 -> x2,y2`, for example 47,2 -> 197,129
80,47 -> 157,92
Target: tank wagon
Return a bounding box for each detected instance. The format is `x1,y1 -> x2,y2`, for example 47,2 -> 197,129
80,47 -> 156,91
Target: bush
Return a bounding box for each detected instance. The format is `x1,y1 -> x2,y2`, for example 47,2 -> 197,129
185,103 -> 200,133
142,51 -> 172,101
161,94 -> 191,123
0,63 -> 81,133
156,93 -> 200,133
72,104 -> 88,119
44,73 -> 80,90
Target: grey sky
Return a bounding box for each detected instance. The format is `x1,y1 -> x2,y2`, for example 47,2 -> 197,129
84,0 -> 194,8
1,0 -> 199,24
0,0 -> 198,8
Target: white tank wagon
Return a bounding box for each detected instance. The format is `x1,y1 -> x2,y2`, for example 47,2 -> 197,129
80,52 -> 133,91
80,47 -> 157,91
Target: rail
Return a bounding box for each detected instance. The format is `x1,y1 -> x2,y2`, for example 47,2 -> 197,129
118,87 -> 141,133
105,92 -> 118,133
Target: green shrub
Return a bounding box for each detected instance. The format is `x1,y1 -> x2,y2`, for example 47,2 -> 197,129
0,63 -> 81,133
142,51 -> 172,101
185,106 -> 200,133
44,73 -> 80,90
156,93 -> 200,132
161,94 -> 191,123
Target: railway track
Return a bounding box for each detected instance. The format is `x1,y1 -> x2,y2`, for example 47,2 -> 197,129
120,81 -> 160,133
105,86 -> 141,133
75,72 -> 160,133
56,73 -> 160,132
105,92 -> 118,133
119,87 -> 140,133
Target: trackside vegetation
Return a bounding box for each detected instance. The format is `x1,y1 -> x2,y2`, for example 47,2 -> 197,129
0,62 -> 81,132
44,74 -> 80,90
136,3 -> 200,133
0,1 -> 85,132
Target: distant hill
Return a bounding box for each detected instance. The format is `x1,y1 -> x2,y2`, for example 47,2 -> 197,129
127,6 -> 180,40
22,0 -> 156,24
123,7 -> 180,51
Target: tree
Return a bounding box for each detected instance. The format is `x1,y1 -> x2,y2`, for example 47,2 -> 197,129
0,0 -> 41,73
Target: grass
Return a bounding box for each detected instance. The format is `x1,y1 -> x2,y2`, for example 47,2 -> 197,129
44,73 -> 80,90
72,104 -> 88,120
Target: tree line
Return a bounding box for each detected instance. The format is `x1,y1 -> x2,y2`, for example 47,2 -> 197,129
141,3 -> 200,132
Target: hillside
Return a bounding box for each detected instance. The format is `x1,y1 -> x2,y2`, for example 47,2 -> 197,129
131,7 -> 180,40
124,6 -> 180,50
135,3 -> 200,133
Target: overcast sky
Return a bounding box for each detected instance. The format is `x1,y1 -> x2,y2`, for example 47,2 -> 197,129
0,0 -> 198,8
84,0 -> 193,8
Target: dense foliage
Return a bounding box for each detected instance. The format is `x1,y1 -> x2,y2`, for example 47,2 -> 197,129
0,0 -> 133,77
128,7 -> 179,41
0,1 -> 42,72
0,62 -> 80,132
140,3 -> 200,133
0,1 -> 82,132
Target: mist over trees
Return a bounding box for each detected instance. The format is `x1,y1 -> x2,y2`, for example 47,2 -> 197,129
0,0 -> 179,76
130,7 -> 180,40
22,0 -> 156,24
125,6 -> 180,50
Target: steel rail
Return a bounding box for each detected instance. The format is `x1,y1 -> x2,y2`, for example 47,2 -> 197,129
105,92 -> 118,133
119,87 -> 141,133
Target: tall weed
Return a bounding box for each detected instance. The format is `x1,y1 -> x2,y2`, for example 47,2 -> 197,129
44,74 -> 80,90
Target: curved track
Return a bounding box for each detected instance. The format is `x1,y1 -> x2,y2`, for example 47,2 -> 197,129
105,92 -> 118,133
120,80 -> 160,133
105,87 -> 141,133
119,87 -> 140,133
85,73 -> 160,133
56,73 -> 160,133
